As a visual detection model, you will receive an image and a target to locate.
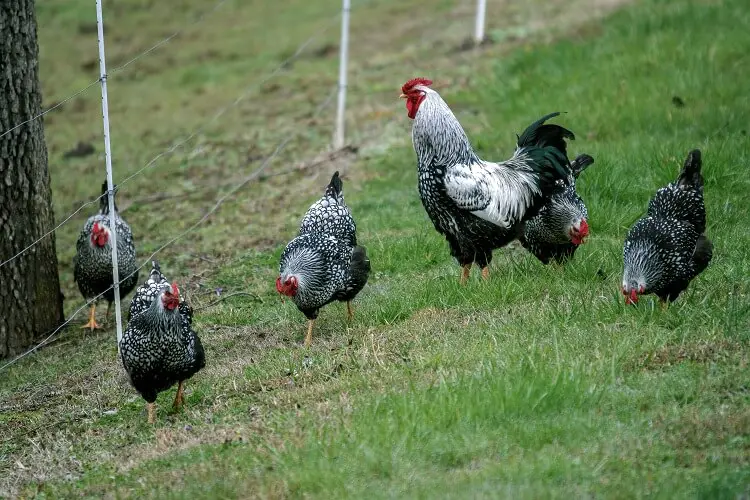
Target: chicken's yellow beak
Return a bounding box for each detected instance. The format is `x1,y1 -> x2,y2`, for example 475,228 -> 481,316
399,93 -> 407,99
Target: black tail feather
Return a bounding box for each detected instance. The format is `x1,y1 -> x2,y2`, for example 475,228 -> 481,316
325,171 -> 343,199
692,233 -> 713,275
515,113 -> 576,193
343,245 -> 371,301
678,149 -> 703,189
99,180 -> 119,214
350,245 -> 371,275
570,153 -> 594,178
516,112 -> 575,160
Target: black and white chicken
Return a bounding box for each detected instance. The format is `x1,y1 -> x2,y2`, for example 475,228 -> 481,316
400,77 -> 575,283
73,181 -> 139,330
622,149 -> 713,305
120,262 -> 205,423
276,172 -> 370,346
519,153 -> 594,264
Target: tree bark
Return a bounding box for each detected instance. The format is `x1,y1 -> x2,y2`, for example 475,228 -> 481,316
0,0 -> 64,358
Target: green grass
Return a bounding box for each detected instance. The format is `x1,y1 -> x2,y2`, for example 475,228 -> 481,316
2,0 -> 750,497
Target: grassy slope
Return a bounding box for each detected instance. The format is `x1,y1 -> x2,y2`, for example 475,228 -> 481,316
3,0 -> 750,497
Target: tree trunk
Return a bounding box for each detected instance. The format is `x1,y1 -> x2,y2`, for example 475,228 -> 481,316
0,0 -> 64,358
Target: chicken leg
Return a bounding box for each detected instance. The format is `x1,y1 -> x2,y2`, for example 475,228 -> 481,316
346,301 -> 354,322
147,402 -> 156,424
172,381 -> 184,410
80,303 -> 101,330
460,264 -> 471,285
304,319 -> 315,347
481,266 -> 490,280
659,299 -> 668,311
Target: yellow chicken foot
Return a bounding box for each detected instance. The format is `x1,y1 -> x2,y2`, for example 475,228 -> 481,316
304,319 -> 315,347
659,300 -> 668,311
172,381 -> 184,410
346,301 -> 354,322
80,303 -> 101,331
460,264 -> 471,285
147,402 -> 156,424
481,266 -> 490,280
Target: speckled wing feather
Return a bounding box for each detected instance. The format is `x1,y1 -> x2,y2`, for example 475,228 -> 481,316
299,171 -> 357,246
647,152 -> 707,234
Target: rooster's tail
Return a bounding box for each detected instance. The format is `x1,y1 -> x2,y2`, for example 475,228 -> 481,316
99,179 -> 119,215
570,153 -> 594,179
677,149 -> 703,190
324,171 -> 344,202
514,112 -> 575,193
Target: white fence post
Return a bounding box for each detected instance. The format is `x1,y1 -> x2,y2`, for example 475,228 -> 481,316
95,0 -> 124,351
333,0 -> 351,150
474,0 -> 487,45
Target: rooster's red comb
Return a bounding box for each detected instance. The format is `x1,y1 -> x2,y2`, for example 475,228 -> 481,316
402,77 -> 433,94
170,282 -> 179,296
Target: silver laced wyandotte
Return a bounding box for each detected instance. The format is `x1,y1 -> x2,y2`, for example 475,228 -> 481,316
400,77 -> 576,284
276,171 -> 371,347
519,153 -> 594,265
73,181 -> 139,330
622,149 -> 713,306
120,262 -> 205,424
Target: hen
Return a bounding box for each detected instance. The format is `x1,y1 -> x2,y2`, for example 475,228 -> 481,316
401,78 -> 575,283
73,181 -> 139,330
519,153 -> 594,264
277,171 -> 370,347
120,265 -> 205,424
622,149 -> 713,305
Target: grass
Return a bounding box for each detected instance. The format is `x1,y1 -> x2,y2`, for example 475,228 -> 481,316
2,0 -> 750,497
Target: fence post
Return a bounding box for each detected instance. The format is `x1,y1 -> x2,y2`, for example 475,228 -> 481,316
333,0 -> 350,150
474,0 -> 487,45
95,0 -> 124,351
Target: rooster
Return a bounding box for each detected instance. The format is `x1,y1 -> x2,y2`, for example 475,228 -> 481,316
622,149 -> 713,306
277,171 -> 370,347
400,78 -> 575,283
120,266 -> 205,424
519,153 -> 594,264
73,181 -> 139,330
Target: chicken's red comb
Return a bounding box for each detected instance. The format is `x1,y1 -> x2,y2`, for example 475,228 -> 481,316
170,282 -> 179,296
402,77 -> 433,93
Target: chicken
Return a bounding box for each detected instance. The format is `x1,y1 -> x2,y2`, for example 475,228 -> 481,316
622,149 -> 713,306
120,266 -> 205,424
400,77 -> 575,283
73,181 -> 139,330
519,153 -> 594,264
277,171 -> 370,347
